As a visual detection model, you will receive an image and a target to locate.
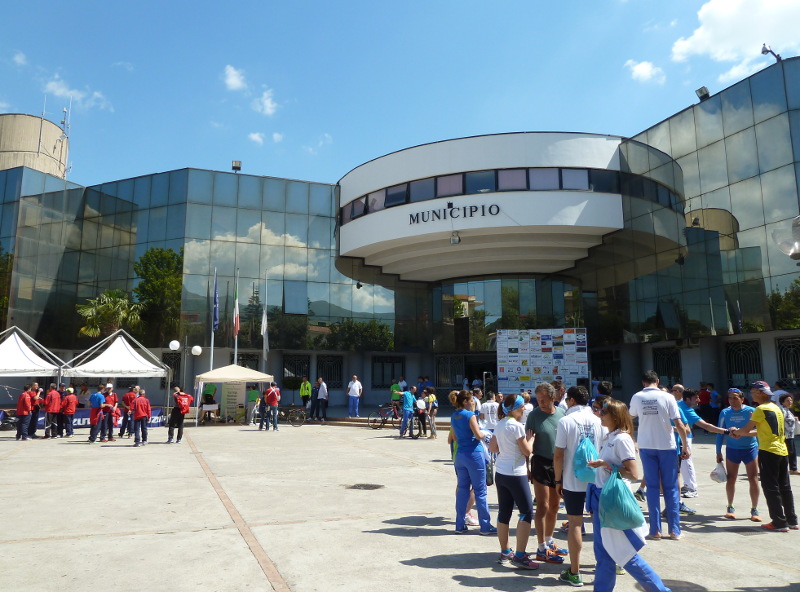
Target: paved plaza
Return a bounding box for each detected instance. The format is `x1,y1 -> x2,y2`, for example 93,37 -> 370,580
1,417 -> 799,592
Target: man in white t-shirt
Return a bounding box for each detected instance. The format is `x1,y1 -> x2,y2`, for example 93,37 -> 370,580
629,370 -> 690,539
347,375 -> 363,418
554,385 -> 604,586
398,376 -> 408,391
472,388 -> 484,427
482,392 -> 500,431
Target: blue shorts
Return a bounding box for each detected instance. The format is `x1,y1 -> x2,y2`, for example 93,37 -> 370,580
727,446 -> 758,465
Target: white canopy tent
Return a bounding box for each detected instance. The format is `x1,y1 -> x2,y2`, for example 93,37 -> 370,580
0,326 -> 67,377
194,364 -> 274,426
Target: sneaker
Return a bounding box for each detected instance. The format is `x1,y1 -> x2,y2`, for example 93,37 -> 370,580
108,438 -> 116,442
750,508 -> 762,522
558,568 -> 583,587
479,526 -> 498,536
634,489 -> 646,502
789,524 -> 799,530
536,548 -> 565,564
615,565 -> 626,576
167,439 -> 174,444
134,442 -> 141,447
549,541 -> 568,556
510,552 -> 540,570
560,520 -> 570,533
725,506 -> 736,520
498,549 -> 514,567
100,438 -> 107,443
761,522 -> 789,532
682,489 -> 698,498
465,513 -> 479,527
175,440 -> 182,444
455,525 -> 468,534
679,502 -> 697,515
790,470 -> 800,475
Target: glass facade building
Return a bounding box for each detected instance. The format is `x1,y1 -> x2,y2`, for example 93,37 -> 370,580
1,57 -> 799,398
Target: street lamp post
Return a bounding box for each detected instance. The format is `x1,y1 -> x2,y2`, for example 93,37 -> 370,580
169,338 -> 203,390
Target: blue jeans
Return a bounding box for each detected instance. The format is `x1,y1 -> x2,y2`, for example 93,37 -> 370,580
64,414 -> 74,436
348,396 -> 360,417
134,417 -> 148,443
640,448 -> 681,536
258,405 -> 267,429
119,411 -> 134,437
16,414 -> 31,440
400,409 -> 413,435
454,448 -> 492,531
589,486 -> 671,592
267,405 -> 279,430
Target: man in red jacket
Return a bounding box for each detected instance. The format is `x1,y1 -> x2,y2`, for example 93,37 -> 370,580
27,382 -> 43,438
15,385 -> 32,441
118,385 -> 139,439
43,383 -> 61,438
167,386 -> 194,444
100,383 -> 118,442
132,388 -> 151,447
60,387 -> 78,438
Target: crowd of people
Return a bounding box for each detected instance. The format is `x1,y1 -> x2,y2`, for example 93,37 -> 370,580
447,371 -> 799,590
14,382 -> 194,447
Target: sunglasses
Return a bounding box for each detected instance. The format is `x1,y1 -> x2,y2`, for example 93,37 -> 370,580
600,408 -> 609,416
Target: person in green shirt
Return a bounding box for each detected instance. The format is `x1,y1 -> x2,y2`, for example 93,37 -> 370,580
299,377 -> 312,408
390,378 -> 402,411
246,384 -> 260,424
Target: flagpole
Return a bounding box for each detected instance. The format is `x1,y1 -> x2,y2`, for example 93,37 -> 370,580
261,271 -> 269,373
210,268 -> 218,371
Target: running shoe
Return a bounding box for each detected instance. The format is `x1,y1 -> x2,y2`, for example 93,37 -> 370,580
615,565 -> 626,576
454,525 -> 468,534
761,522 -> 789,532
789,525 -> 799,530
679,502 -> 697,515
681,489 -> 698,498
536,548 -> 565,564
479,526 -> 498,536
750,508 -> 762,522
549,541 -> 568,556
510,552 -> 540,570
634,489 -> 646,502
558,568 -> 583,586
465,513 -> 479,527
724,506 -> 736,520
497,549 -> 514,567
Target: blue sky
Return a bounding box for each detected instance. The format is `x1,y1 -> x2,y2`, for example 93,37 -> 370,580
1,0 -> 798,187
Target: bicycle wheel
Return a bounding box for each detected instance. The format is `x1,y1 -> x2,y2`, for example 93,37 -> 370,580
410,417 -> 422,439
368,411 -> 382,429
390,409 -> 401,429
288,409 -> 305,427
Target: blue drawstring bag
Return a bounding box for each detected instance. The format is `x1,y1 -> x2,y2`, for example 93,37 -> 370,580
573,435 -> 598,482
599,467 -> 645,530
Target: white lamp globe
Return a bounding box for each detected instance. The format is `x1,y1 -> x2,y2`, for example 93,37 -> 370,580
169,340 -> 181,351
191,345 -> 203,356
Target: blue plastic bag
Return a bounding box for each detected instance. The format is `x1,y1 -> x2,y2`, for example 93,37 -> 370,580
573,435 -> 598,482
599,467 -> 645,530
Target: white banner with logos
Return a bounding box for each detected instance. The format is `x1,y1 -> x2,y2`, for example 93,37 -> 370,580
496,328 -> 588,392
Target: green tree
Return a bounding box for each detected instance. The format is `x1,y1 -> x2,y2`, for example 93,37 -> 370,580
769,278 -> 800,330
326,319 -> 394,351
76,289 -> 143,337
133,247 -> 184,344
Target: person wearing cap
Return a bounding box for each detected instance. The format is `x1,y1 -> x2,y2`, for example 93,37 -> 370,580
100,383 -> 118,442
553,385 -> 605,587
60,387 -> 78,438
729,381 -> 797,531
119,385 -> 139,439
488,393 -> 538,570
132,388 -> 151,447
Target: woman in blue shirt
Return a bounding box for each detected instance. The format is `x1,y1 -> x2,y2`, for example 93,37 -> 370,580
450,390 -> 495,534
716,388 -> 761,521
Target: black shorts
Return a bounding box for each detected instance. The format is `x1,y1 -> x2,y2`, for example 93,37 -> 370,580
531,454 -> 556,488
562,489 -> 587,516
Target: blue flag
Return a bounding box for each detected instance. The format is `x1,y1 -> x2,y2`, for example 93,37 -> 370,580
212,269 -> 219,331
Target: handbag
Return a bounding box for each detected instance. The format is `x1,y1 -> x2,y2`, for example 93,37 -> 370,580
599,467 -> 645,530
710,462 -> 727,483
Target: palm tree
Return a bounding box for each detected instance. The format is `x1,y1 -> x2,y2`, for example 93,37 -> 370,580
76,289 -> 144,337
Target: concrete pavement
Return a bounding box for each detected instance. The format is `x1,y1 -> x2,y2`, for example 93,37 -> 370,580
1,421 -> 799,592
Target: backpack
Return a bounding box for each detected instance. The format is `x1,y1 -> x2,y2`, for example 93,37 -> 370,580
573,426 -> 598,482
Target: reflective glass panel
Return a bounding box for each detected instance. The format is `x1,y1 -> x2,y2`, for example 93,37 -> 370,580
756,113 -> 792,173
183,239 -> 210,275
165,204 -> 186,240
186,204 -> 212,239
309,184 -> 333,216
284,246 -> 308,280
236,208 -> 259,242
695,95 -> 724,147
308,216 -> 332,250
436,174 -> 463,197
669,108 -> 697,158
150,173 -> 169,207
168,170 -> 188,205
646,121 -> 671,155
751,65 -> 787,122
263,211 -> 285,245
350,197 -> 367,219
148,207 -> 167,241
284,281 -> 308,314
238,175 -> 262,209
562,169 -> 589,191
263,178 -> 286,211
725,128 -> 759,184
385,184 -> 408,207
761,165 -> 799,224
497,169 -> 527,191
465,171 -> 496,194
286,181 -> 309,214
409,178 -> 435,203
308,281 -> 330,318
721,80 -> 754,135
785,58 -> 800,109
307,249 -> 331,282
285,214 -> 309,246
367,189 -> 386,212
529,168 -> 559,190
590,170 -> 619,194
211,206 -> 236,241
697,141 -> 728,194
133,176 -> 152,208
235,243 -> 260,278
188,170 -> 213,204
729,176 -> 765,231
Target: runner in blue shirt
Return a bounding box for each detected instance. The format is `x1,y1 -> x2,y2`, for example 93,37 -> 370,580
716,388 -> 762,521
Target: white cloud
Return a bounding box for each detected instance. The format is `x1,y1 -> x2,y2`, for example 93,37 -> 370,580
44,74 -> 113,111
0,101 -> 10,113
248,132 -> 265,145
272,132 -> 283,143
113,61 -> 134,71
13,52 -> 27,66
223,65 -> 247,91
624,59 -> 666,84
252,88 -> 278,115
671,0 -> 800,82
303,133 -> 333,155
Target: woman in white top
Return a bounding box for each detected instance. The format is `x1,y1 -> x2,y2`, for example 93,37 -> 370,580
488,394 -> 538,570
586,399 -> 671,592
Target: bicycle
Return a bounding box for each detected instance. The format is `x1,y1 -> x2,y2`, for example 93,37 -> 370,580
277,405 -> 306,427
368,402 -> 401,430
